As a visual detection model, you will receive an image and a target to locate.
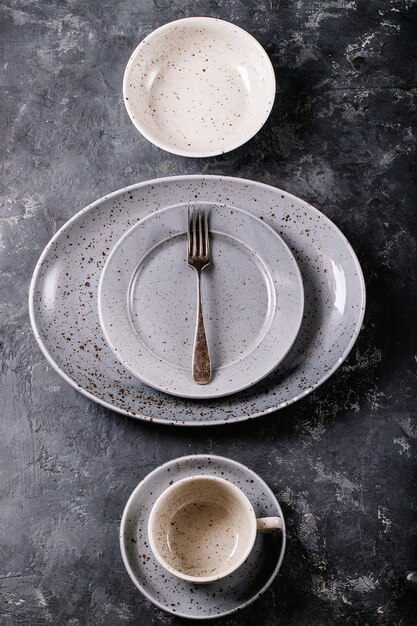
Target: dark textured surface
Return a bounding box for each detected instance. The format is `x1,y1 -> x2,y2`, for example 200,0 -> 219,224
1,1 -> 416,624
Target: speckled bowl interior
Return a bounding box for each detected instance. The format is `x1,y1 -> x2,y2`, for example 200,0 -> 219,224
123,17 -> 276,157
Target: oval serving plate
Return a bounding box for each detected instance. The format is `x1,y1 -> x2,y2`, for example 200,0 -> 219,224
98,204 -> 304,399
29,175 -> 366,426
123,17 -> 276,157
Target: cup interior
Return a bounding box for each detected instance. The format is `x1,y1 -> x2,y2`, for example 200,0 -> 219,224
148,476 -> 256,581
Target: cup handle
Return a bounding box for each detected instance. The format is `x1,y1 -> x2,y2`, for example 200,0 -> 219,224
256,516 -> 283,534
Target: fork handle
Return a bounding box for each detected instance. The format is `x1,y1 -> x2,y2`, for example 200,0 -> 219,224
193,271 -> 211,385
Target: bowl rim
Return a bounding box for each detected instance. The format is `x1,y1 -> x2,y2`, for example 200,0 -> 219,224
122,16 -> 276,157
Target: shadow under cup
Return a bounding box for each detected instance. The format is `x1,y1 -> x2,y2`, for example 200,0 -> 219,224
148,476 -> 257,583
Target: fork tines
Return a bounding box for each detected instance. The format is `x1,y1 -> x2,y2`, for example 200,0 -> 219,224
187,207 -> 209,262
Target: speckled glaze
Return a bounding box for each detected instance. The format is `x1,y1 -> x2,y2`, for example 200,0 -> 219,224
148,476 -> 259,583
120,455 -> 286,619
29,175 -> 366,425
123,18 -> 276,157
98,204 -> 304,398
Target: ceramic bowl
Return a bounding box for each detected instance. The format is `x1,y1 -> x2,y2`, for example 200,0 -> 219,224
123,17 -> 276,157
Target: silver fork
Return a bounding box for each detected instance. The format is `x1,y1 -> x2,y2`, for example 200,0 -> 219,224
187,207 -> 211,385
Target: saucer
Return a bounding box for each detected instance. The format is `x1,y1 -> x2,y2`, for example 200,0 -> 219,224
123,18 -> 276,157
120,455 -> 286,619
98,204 -> 304,399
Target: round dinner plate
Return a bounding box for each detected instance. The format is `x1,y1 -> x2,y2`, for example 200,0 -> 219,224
29,175 -> 366,426
120,454 -> 286,619
98,204 -> 304,399
123,17 -> 276,157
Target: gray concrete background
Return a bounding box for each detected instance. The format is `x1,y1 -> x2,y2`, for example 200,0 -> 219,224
1,1 -> 417,624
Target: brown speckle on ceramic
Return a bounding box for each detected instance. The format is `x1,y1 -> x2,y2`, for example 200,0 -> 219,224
123,18 -> 276,157
29,175 -> 366,426
120,455 -> 286,619
148,476 -> 259,582
97,203 -> 304,399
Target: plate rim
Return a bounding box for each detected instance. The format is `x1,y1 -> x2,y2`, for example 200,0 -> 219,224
97,202 -> 305,399
28,174 -> 366,426
119,453 -> 286,620
122,16 -> 276,158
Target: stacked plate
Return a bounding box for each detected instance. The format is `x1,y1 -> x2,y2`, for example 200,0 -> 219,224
29,175 -> 366,426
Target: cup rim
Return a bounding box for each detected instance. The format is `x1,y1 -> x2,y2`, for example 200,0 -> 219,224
147,474 -> 258,583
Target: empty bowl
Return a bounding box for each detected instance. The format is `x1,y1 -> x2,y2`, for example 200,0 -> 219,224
123,17 -> 276,157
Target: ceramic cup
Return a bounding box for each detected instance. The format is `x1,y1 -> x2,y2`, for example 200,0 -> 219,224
148,475 -> 283,583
